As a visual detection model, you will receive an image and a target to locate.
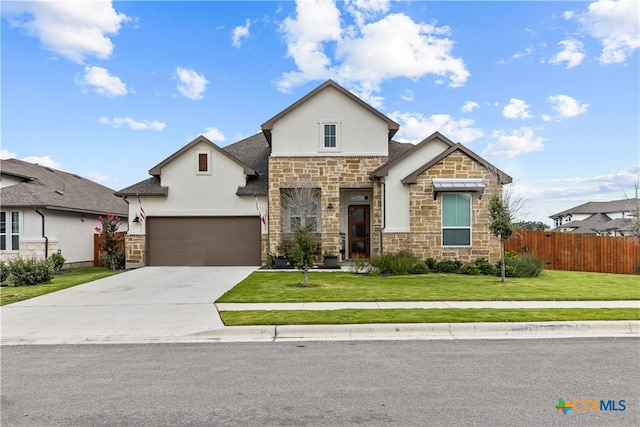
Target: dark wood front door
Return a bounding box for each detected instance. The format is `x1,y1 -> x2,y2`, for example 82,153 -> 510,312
348,205 -> 370,259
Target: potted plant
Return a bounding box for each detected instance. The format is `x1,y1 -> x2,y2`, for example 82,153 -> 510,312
274,241 -> 290,269
323,250 -> 339,268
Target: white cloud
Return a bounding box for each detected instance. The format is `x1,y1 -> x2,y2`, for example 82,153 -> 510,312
502,98 -> 533,120
76,65 -> 127,97
100,117 -> 166,131
389,111 -> 483,144
548,94 -> 589,118
232,19 -> 251,47
512,166 -> 640,222
512,45 -> 534,60
85,171 -> 109,183
278,0 -> 469,106
461,101 -> 479,113
20,155 -> 63,170
1,149 -> 17,159
175,67 -> 208,100
570,0 -> 640,64
3,0 -> 129,63
483,127 -> 546,158
400,90 -> 414,102
203,127 -> 226,143
549,39 -> 586,68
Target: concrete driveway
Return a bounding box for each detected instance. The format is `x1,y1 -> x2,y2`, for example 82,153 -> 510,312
0,266 -> 256,345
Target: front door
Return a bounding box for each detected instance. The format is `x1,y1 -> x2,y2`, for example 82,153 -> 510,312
349,205 -> 370,259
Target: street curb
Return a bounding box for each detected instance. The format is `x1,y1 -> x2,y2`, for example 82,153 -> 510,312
2,321 -> 637,345
188,320 -> 640,343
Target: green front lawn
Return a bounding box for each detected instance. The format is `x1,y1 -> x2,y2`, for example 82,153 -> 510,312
216,270 -> 640,303
220,308 -> 640,326
0,267 -> 121,306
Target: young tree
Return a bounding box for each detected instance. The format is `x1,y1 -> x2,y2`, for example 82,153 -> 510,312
280,186 -> 320,286
95,213 -> 124,271
489,193 -> 514,282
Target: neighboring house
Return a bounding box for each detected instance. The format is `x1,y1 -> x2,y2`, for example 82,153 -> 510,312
117,80 -> 511,268
550,198 -> 639,236
0,159 -> 128,266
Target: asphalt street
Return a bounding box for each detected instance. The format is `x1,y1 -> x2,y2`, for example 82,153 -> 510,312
1,338 -> 638,426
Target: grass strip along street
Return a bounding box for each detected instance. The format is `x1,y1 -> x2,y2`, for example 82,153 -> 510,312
0,267 -> 120,306
217,270 -> 640,326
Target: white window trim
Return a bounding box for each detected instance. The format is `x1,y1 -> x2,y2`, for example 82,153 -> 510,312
1,210 -> 20,251
318,120 -> 341,152
441,193 -> 473,248
195,149 -> 212,175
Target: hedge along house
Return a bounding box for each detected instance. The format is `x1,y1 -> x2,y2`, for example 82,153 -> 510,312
116,80 -> 511,268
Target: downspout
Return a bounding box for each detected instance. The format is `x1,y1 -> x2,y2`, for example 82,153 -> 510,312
380,178 -> 385,255
34,208 -> 48,258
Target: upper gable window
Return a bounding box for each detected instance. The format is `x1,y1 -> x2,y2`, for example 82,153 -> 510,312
320,121 -> 340,151
195,150 -> 211,175
324,124 -> 337,148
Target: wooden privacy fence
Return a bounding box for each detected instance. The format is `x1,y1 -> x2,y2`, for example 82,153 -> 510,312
504,230 -> 640,275
93,232 -> 126,267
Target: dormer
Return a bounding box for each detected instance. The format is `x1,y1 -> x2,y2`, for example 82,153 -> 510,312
261,80 -> 399,157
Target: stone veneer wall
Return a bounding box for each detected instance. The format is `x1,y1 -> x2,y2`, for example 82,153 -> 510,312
0,241 -> 59,262
382,151 -> 504,263
268,156 -> 388,259
125,234 -> 145,267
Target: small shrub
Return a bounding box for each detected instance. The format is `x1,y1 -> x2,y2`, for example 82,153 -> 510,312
460,263 -> 481,275
369,254 -> 395,275
8,257 -> 54,286
513,255 -> 544,277
393,250 -> 418,275
49,252 -> 66,272
425,258 -> 438,271
0,261 -> 7,282
436,259 -> 460,274
349,258 -> 369,274
495,252 -> 543,278
409,262 -> 429,274
473,257 -> 496,276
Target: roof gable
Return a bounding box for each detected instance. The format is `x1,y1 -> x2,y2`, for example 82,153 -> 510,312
260,80 -> 399,145
370,131 -> 456,179
401,143 -> 512,185
148,135 -> 257,177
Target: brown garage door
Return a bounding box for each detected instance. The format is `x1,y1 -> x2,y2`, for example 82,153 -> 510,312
146,217 -> 261,266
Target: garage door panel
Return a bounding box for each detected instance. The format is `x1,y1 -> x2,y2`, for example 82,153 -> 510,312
146,217 -> 261,266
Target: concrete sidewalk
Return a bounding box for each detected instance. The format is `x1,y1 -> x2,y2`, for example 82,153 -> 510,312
216,300 -> 640,311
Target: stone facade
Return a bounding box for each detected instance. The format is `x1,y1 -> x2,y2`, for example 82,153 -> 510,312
125,234 -> 145,268
269,150 -> 504,264
402,150 -> 502,263
0,240 -> 59,262
268,156 -> 388,258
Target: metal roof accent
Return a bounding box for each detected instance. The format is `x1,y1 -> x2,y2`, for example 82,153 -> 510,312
432,178 -> 485,199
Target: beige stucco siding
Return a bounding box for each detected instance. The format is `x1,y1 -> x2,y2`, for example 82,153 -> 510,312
270,87 -> 389,157
383,137 -> 451,231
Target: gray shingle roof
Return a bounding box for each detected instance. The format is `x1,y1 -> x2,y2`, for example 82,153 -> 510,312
223,133 -> 270,196
115,177 -> 168,197
1,158 -> 128,216
562,213 -> 612,234
550,198 -> 640,218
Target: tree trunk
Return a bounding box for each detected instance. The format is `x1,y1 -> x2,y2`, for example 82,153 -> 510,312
303,267 -> 308,287
500,240 -> 506,283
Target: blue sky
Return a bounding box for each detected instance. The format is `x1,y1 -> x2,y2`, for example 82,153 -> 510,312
2,0 -> 638,225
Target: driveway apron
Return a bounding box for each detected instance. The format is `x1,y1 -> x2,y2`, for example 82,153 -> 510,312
0,266 -> 256,344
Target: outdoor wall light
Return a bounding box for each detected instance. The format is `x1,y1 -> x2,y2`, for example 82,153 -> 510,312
327,203 -> 334,210
132,215 -> 141,223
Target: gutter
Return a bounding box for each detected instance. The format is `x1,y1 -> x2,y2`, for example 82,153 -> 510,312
34,208 -> 48,258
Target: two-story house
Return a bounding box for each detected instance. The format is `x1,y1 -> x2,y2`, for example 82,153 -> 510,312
116,80 -> 511,268
550,198 -> 639,235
